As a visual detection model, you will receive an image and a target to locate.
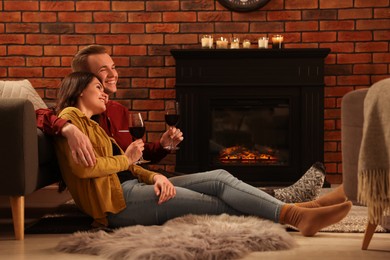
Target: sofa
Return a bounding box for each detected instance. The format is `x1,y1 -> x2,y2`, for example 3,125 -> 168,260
0,80 -> 61,240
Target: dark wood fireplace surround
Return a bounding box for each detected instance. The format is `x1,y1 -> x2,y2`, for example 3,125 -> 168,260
171,48 -> 330,186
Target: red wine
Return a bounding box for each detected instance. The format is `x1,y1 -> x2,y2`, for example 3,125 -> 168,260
129,126 -> 145,139
165,114 -> 179,126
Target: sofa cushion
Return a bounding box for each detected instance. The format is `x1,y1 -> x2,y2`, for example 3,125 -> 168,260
0,80 -> 47,110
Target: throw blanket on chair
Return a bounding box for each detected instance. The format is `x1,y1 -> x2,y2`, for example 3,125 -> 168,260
358,77 -> 390,225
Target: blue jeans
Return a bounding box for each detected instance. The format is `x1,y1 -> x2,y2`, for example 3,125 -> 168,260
108,169 -> 284,227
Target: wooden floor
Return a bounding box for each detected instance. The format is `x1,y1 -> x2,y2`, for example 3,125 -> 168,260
1,188 -> 389,260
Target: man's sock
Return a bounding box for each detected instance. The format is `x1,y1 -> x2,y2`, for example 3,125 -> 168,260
279,201 -> 352,236
296,185 -> 347,208
268,162 -> 325,203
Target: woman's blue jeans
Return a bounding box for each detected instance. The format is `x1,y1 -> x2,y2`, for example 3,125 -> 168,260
108,169 -> 284,227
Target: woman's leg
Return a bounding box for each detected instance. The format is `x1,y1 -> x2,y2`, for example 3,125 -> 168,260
107,179 -> 240,228
169,169 -> 284,221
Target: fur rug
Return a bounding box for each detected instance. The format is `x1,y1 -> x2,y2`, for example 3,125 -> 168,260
56,214 -> 296,259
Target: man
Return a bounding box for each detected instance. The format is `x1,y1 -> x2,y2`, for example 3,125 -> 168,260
36,45 -> 183,167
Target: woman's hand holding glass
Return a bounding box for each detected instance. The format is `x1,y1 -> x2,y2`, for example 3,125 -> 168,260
128,113 -> 150,164
124,139 -> 144,165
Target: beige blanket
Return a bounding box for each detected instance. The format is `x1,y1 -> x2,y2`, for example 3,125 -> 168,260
358,77 -> 390,224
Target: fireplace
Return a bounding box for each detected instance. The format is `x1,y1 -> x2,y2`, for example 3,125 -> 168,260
171,48 -> 330,186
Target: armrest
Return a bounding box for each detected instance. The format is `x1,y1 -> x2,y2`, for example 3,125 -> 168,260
0,98 -> 39,196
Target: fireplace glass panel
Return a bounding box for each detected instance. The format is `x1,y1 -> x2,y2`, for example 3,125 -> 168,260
210,99 -> 290,167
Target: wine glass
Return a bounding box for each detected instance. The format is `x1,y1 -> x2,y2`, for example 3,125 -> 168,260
164,101 -> 180,150
129,113 -> 150,164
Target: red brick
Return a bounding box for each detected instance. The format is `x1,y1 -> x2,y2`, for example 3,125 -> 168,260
198,12 -> 232,22
61,35 -> 95,45
26,57 -> 60,67
356,42 -> 388,52
112,1 -> 144,11
324,130 -> 341,141
338,8 -> 372,19
0,12 -> 21,22
77,23 -> 110,33
116,68 -> 147,77
324,119 -> 336,130
373,53 -> 390,63
180,23 -> 214,33
76,1 -> 110,11
9,67 -> 42,77
337,53 -> 372,64
61,57 -> 73,67
114,46 -> 147,56
337,75 -> 370,85
149,110 -> 165,121
0,57 -> 25,66
146,24 -> 179,33
44,46 -> 78,56
181,0 -> 213,10
145,121 -> 166,132
0,46 -> 6,56
44,67 -> 72,77
285,43 -> 319,48
374,30 -> 390,40
133,100 -> 164,110
324,64 -> 353,75
8,46 -> 42,56
6,23 -> 39,33
285,0 -> 318,9
58,12 -> 92,22
26,34 -> 59,44
215,22 -> 249,32
355,0 -> 389,7
286,21 -> 318,32
147,1 -> 179,11
267,11 -> 301,21
22,12 -> 57,22
321,42 -> 355,53
357,19 -> 390,30
324,141 -> 338,152
324,97 -> 336,108
0,68 -> 7,77
320,21 -> 354,31
262,0 -> 283,10
325,86 -> 354,97
320,0 -> 353,9
338,31 -> 372,41
354,64 -> 388,74
96,35 -> 130,44
148,67 -> 175,78
150,89 -> 175,99
325,55 -> 337,65
250,22 -> 284,33
0,34 -> 24,44
128,12 -> 162,22
165,34 -> 198,44
302,10 -> 337,20
40,1 -> 75,11
111,23 -> 144,33
233,12 -> 266,21
165,56 -> 175,66
302,32 -> 336,42
94,12 -> 127,22
42,24 -> 74,34
372,75 -> 390,83
131,34 -> 164,45
4,1 -> 39,10
374,8 -> 390,18
132,78 -> 165,88
163,12 -> 196,22
131,56 -> 164,67
325,174 -> 342,184
116,89 -> 148,99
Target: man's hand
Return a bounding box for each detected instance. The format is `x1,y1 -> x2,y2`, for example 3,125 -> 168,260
124,139 -> 144,165
153,174 -> 176,204
61,123 -> 96,167
160,127 -> 184,148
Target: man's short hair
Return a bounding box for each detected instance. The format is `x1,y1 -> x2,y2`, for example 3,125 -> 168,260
71,45 -> 107,72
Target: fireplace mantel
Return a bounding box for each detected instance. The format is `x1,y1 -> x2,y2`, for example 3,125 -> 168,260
171,48 -> 330,186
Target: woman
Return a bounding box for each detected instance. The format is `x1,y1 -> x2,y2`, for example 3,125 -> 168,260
54,71 -> 352,237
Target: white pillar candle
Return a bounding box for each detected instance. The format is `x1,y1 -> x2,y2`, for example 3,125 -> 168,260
258,37 -> 269,49
242,40 -> 251,49
216,37 -> 228,49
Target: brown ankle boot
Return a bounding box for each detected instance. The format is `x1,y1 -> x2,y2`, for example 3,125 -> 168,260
279,201 -> 352,236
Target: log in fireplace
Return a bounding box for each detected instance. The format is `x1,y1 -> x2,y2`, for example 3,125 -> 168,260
171,48 -> 330,186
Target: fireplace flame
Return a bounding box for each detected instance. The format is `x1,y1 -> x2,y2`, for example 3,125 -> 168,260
219,146 -> 278,164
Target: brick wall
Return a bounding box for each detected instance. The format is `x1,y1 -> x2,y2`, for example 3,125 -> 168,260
0,0 -> 389,183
